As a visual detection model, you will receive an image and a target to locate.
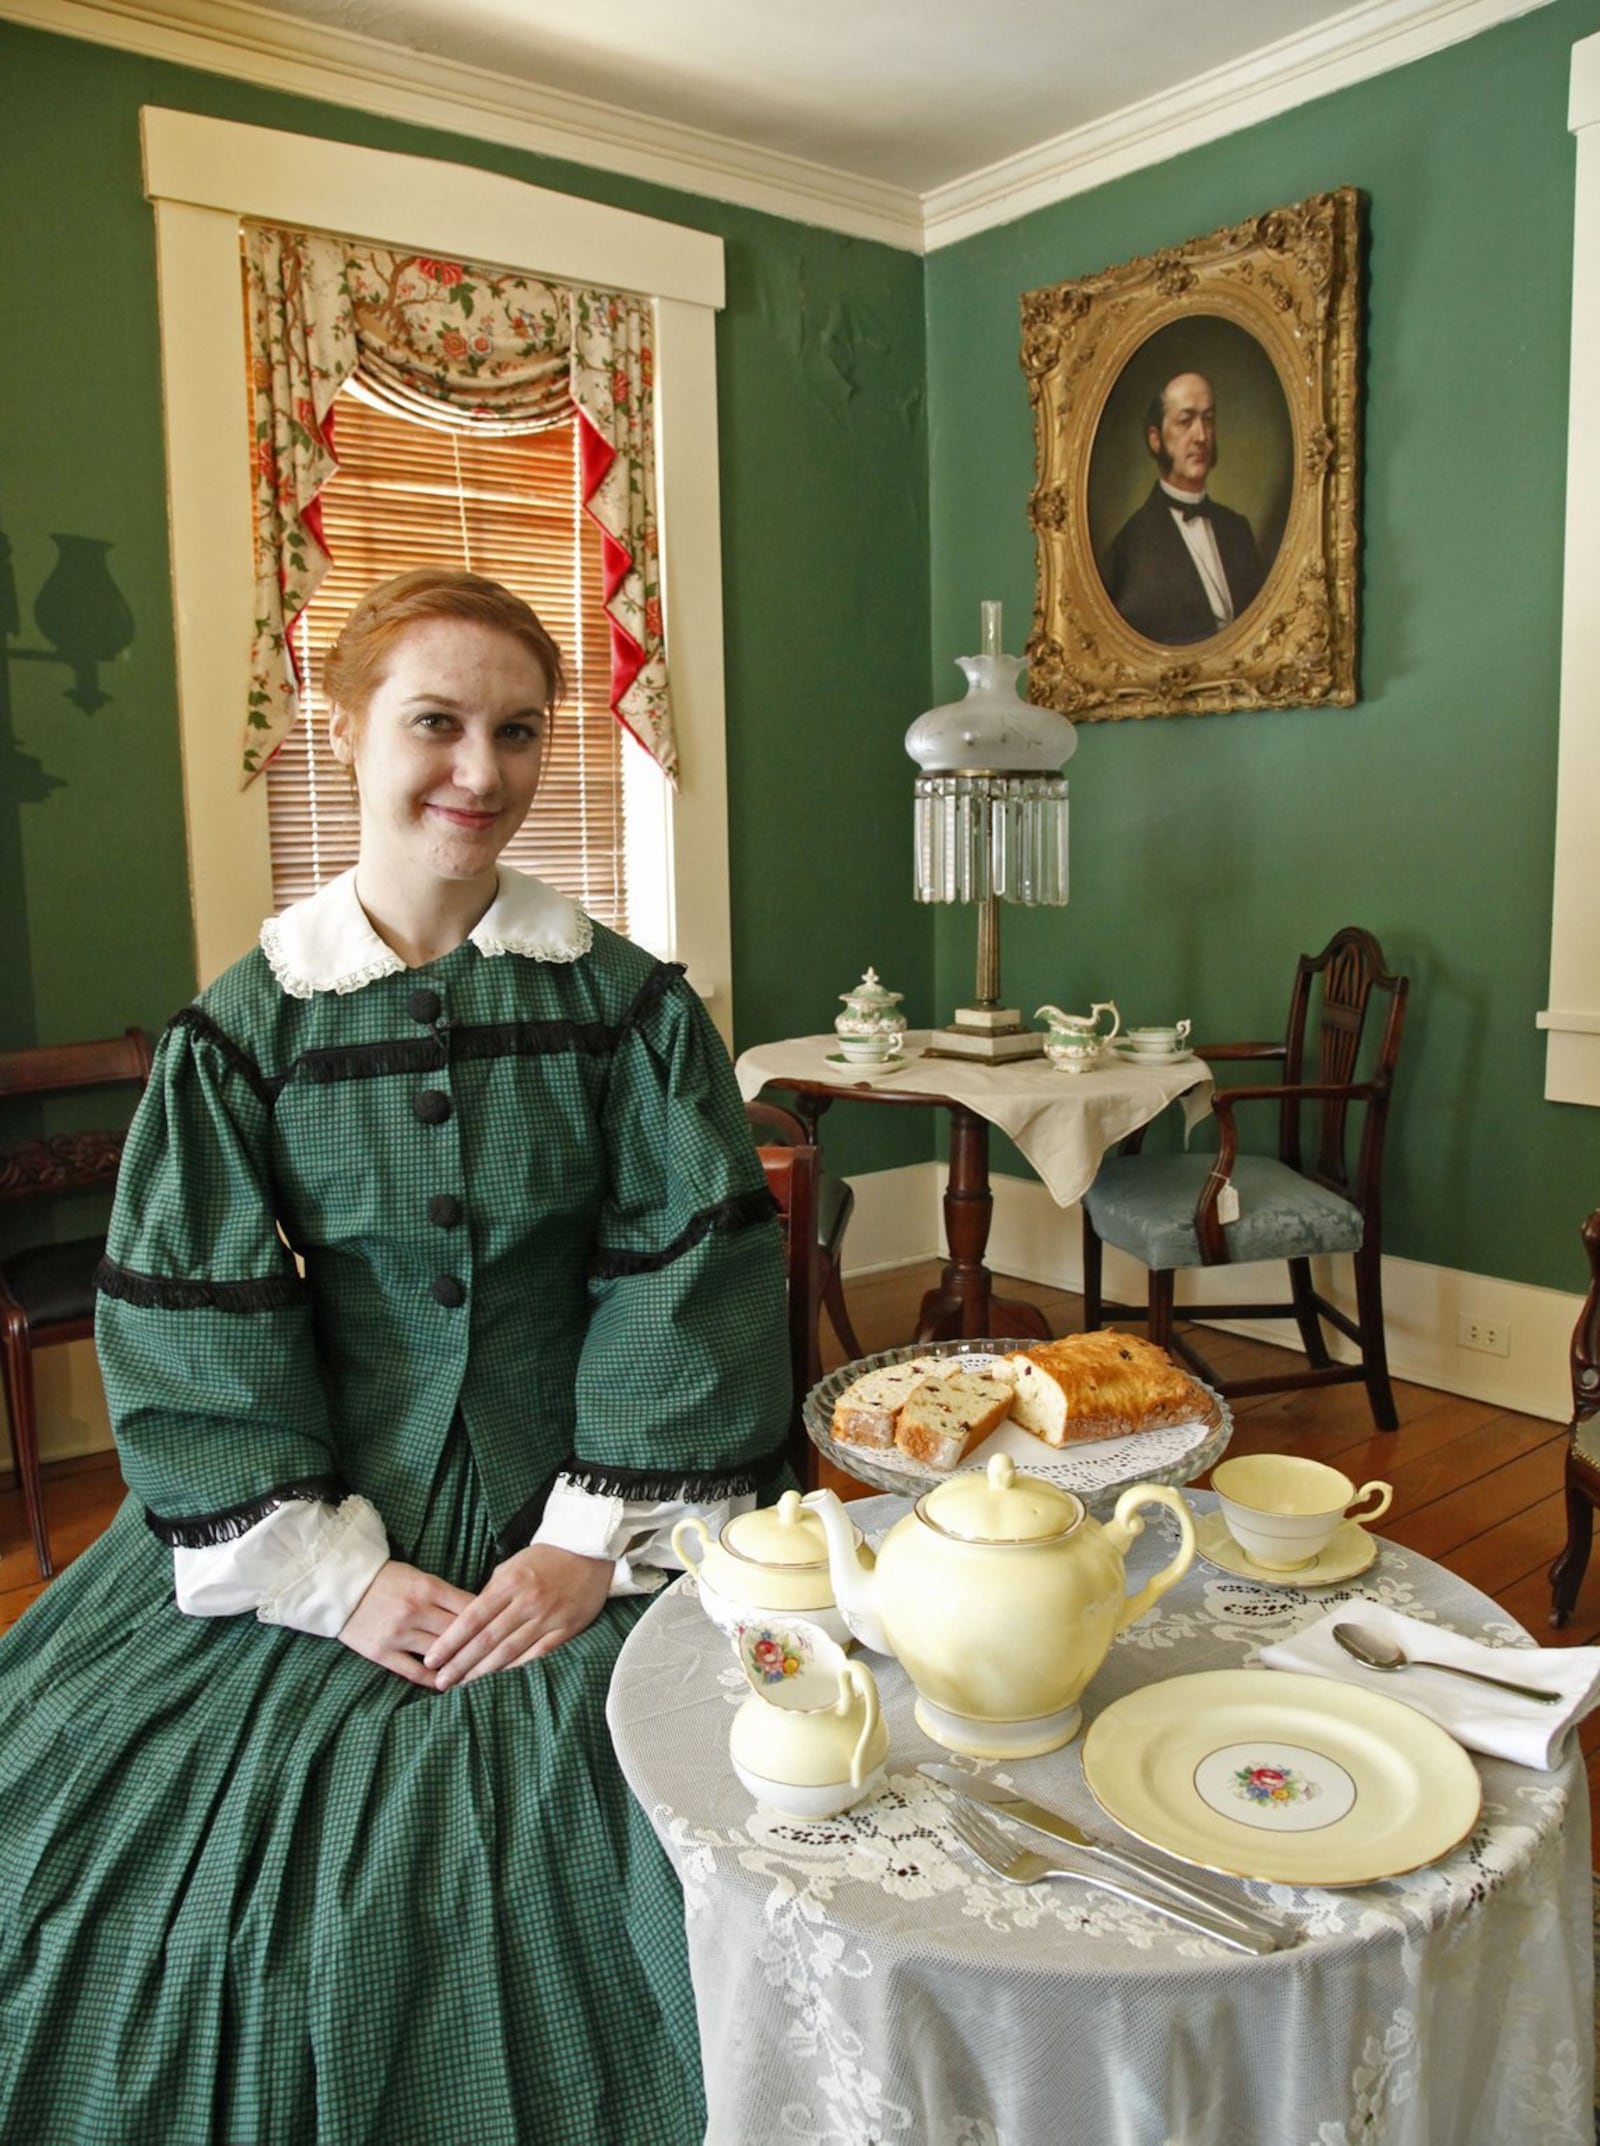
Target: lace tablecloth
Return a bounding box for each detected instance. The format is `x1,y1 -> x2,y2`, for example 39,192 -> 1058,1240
607,1494 -> 1594,2146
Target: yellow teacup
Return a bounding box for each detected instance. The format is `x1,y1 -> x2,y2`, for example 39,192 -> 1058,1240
1211,1454 -> 1393,1572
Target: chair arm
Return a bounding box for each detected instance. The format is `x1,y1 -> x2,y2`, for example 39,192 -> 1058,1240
1193,1042 -> 1286,1064
1187,1079 -> 1384,1263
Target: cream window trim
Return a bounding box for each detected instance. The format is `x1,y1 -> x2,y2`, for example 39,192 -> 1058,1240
1541,36 -> 1600,1105
142,107 -> 735,1041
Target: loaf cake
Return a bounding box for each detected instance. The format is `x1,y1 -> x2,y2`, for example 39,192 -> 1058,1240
1005,1331 -> 1197,1446
892,1370 -> 1016,1471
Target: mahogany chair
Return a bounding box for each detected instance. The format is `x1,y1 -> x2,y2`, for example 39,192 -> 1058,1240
0,1028 -> 151,1576
747,1102 -> 823,1487
1080,927 -> 1410,1432
745,1097 -> 862,1357
1547,1208 -> 1600,1627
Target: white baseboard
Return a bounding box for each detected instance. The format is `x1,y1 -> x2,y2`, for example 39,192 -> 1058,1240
846,1163 -> 1581,1424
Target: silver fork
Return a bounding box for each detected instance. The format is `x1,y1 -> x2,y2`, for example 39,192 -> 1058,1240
946,1802 -> 1281,1956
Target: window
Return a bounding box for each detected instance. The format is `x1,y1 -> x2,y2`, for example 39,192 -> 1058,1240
142,108 -> 734,1037
268,388 -> 626,930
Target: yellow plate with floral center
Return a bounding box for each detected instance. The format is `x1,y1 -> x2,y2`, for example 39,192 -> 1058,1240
1082,1669 -> 1482,1887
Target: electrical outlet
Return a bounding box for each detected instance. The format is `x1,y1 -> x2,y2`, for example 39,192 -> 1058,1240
1458,1313 -> 1510,1358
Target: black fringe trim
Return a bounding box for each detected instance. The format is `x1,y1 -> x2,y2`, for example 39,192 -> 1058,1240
494,1442 -> 788,1552
167,1008 -> 283,1108
618,961 -> 687,1036
143,1475 -> 349,1548
560,1446 -> 789,1503
289,1018 -> 620,1087
589,1185 -> 778,1280
96,1257 -> 304,1313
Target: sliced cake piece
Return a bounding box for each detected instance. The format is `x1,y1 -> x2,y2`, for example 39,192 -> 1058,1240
831,1357 -> 951,1449
892,1370 -> 1015,1471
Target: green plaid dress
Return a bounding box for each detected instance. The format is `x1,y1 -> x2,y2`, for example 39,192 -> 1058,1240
0,914 -> 790,2145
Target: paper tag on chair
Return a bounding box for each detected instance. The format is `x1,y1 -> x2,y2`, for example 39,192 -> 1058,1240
1216,1181 -> 1241,1225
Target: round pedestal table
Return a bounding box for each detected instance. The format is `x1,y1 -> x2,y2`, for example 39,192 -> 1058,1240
607,1492 -> 1594,2146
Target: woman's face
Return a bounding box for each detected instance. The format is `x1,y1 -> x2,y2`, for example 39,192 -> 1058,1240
330,616 -> 550,895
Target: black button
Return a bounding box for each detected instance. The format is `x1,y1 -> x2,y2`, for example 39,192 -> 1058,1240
408,988 -> 442,1024
431,1274 -> 466,1308
428,1194 -> 463,1228
413,1090 -> 451,1125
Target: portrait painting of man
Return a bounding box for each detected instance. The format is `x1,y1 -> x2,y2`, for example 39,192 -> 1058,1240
1088,317 -> 1292,650
1024,187 -> 1361,719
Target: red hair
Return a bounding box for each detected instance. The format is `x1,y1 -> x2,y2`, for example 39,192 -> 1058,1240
323,568 -> 566,727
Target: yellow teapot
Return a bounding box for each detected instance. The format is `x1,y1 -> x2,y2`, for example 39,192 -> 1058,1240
804,1456 -> 1195,1758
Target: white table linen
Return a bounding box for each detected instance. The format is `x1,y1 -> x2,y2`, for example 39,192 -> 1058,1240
608,1492 -> 1593,2146
734,1032 -> 1214,1207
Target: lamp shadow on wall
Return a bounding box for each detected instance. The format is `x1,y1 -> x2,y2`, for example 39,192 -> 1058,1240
0,524 -> 137,1046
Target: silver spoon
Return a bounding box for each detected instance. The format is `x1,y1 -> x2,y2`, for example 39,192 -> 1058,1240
1331,1621 -> 1560,1705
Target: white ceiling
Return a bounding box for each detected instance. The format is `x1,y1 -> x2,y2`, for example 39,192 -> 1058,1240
211,0 -> 1499,195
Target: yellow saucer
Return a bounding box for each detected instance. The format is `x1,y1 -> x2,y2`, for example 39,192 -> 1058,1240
1196,1509 -> 1379,1586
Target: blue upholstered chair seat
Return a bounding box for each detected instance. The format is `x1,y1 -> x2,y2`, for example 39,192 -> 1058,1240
1081,1153 -> 1364,1273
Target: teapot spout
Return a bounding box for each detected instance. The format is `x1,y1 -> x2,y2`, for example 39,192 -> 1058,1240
801,1489 -> 890,1656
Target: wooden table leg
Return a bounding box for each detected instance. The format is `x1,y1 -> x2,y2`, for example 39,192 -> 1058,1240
915,1105 -> 1052,1344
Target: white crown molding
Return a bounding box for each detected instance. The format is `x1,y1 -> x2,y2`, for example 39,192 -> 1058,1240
921,0 -> 1557,249
3,0 -> 1562,255
0,0 -> 925,249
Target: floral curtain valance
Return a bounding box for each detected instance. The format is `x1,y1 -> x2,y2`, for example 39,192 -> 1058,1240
242,223 -> 674,785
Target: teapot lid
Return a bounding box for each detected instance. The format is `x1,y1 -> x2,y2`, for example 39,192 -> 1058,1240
721,1490 -> 832,1570
919,1453 -> 1082,1543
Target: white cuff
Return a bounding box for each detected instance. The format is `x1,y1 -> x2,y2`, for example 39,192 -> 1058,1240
173,1495 -> 390,1638
533,1478 -> 756,1598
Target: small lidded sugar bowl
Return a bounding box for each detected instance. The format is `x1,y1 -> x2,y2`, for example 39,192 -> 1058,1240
673,1490 -> 861,1649
835,968 -> 907,1063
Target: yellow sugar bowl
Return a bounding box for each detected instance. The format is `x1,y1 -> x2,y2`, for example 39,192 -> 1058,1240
673,1490 -> 860,1649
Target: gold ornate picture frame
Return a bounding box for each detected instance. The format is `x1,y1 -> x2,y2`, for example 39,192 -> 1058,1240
1022,187 -> 1362,721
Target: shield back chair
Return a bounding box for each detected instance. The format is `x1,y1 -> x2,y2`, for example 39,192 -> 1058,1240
1080,927 -> 1410,1432
747,1102 -> 823,1487
0,1027 -> 152,1576
1547,1207 -> 1600,1627
745,1097 -> 863,1362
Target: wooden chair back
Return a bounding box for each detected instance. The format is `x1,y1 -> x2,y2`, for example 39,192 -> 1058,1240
1278,926 -> 1409,1211
746,1101 -> 821,1485
0,1028 -> 153,1207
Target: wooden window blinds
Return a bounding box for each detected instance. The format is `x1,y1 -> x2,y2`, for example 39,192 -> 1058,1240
266,386 -> 626,931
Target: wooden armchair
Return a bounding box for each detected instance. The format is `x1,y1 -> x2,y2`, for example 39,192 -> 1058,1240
0,1028 -> 151,1575
1547,1209 -> 1600,1627
747,1102 -> 823,1486
1081,927 -> 1410,1431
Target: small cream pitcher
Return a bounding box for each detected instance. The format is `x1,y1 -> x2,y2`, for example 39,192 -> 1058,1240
1036,1000 -> 1121,1073
727,1617 -> 889,1819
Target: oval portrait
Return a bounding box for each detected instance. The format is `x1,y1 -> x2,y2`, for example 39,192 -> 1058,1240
1087,316 -> 1293,649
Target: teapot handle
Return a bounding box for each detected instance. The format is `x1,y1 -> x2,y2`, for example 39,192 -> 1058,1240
1091,1000 -> 1121,1041
1104,1483 -> 1195,1634
841,1662 -> 881,1788
670,1515 -> 712,1572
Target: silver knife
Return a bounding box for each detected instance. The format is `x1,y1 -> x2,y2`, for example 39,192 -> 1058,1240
918,1764 -> 1295,1949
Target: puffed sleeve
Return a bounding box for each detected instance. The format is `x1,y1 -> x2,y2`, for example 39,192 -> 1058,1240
94,1009 -> 362,1570
564,971 -> 791,1502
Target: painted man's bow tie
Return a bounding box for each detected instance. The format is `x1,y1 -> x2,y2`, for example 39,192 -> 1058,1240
1175,496 -> 1214,521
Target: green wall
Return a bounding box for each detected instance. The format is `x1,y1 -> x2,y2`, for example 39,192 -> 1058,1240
8,7 -> 1600,1278
925,0 -> 1600,1290
0,20 -> 933,1178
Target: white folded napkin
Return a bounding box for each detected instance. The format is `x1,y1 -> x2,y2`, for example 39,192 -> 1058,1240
1258,1603 -> 1600,1770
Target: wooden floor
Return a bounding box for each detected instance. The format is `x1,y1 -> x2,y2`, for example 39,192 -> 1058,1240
5,1258 -> 1597,1858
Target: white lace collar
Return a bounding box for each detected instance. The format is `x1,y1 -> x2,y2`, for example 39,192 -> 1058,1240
260,868 -> 593,999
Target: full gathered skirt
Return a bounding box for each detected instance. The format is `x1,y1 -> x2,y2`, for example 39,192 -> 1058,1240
0,1438 -> 704,2146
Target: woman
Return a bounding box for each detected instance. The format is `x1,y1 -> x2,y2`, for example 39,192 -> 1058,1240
0,570 -> 790,2144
